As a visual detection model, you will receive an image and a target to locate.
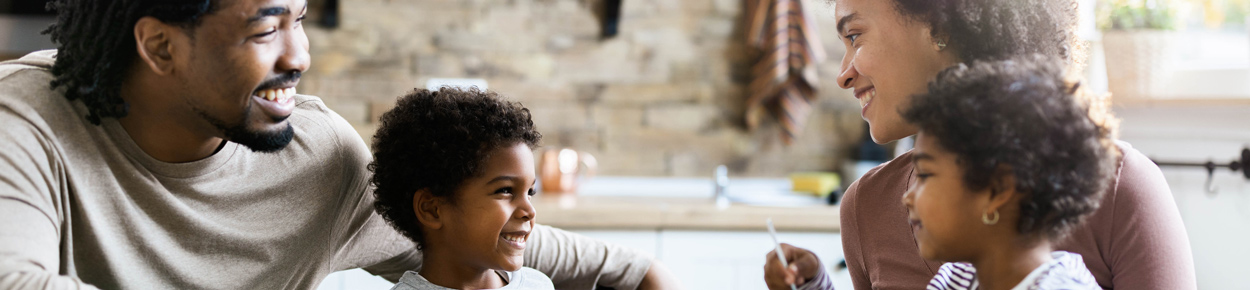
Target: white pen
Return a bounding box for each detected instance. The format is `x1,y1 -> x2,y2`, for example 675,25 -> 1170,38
768,218 -> 798,290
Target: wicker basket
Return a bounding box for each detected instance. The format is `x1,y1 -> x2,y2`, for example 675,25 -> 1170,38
1102,30 -> 1180,99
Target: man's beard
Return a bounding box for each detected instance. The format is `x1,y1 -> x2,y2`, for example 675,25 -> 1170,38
197,105 -> 294,153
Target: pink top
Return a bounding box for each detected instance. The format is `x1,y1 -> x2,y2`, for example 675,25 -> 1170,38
832,142 -> 1196,290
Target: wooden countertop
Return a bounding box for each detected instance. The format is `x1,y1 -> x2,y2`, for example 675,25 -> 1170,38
531,194 -> 840,232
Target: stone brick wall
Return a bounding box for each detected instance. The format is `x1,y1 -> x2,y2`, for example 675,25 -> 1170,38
301,0 -> 866,177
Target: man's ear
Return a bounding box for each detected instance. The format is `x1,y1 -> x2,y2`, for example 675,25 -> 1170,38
133,17 -> 181,76
412,189 -> 445,231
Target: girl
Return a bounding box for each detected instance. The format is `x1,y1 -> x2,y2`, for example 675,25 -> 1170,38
904,57 -> 1112,290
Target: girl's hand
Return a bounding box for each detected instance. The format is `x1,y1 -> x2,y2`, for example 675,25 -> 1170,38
763,243 -> 821,290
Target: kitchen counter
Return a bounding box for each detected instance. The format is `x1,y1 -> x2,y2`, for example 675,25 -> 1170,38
532,194 -> 840,232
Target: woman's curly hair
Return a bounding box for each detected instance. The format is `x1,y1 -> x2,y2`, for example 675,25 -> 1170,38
903,55 -> 1118,241
44,0 -> 215,125
891,0 -> 1086,70
369,87 -> 541,249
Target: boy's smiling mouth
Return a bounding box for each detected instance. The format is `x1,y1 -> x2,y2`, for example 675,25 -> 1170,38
500,230 -> 530,250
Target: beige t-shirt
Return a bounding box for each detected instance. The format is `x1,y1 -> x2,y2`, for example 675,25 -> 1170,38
0,51 -> 651,290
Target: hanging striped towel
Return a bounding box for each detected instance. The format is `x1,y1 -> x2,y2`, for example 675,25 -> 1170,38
745,0 -> 826,145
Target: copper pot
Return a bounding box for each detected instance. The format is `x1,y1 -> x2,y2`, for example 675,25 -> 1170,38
538,148 -> 597,194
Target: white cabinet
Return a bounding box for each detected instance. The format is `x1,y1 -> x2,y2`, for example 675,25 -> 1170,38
316,230 -> 851,290
652,230 -> 849,290
535,230 -> 852,290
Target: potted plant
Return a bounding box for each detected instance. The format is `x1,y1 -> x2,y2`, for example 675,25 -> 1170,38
1098,0 -> 1182,99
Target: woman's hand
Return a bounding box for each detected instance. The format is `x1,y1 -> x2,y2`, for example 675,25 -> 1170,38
763,243 -> 821,290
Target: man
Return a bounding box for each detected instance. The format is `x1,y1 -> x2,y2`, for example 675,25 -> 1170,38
0,0 -> 678,289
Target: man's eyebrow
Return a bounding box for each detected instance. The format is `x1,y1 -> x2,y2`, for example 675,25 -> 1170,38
836,12 -> 858,35
246,6 -> 291,24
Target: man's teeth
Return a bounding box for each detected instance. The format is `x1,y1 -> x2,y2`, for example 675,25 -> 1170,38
502,233 -> 527,243
259,88 -> 296,102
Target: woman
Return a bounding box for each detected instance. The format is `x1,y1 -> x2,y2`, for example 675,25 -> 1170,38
762,0 -> 1197,289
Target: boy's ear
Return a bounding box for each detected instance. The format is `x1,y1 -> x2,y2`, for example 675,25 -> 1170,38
413,189 -> 444,230
986,165 -> 1019,213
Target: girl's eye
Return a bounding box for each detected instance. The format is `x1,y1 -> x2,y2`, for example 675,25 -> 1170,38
916,173 -> 933,181
495,187 -> 514,195
527,188 -> 537,196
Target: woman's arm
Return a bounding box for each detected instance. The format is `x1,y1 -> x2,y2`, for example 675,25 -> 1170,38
1102,145 -> 1197,289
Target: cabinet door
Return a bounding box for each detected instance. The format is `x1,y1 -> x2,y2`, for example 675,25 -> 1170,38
658,231 -> 850,290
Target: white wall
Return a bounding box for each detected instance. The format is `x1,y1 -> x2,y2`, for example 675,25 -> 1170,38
1114,103 -> 1250,290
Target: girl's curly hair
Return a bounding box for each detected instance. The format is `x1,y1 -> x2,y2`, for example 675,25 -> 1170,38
903,55 -> 1118,241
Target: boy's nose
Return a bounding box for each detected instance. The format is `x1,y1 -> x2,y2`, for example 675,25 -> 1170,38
515,196 -> 537,221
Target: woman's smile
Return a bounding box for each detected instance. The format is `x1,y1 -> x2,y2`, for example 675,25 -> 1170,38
855,86 -> 876,120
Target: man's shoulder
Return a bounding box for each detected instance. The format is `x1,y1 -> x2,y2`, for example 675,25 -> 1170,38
0,51 -> 86,139
288,94 -> 365,147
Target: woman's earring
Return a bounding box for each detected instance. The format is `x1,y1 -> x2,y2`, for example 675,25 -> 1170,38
936,40 -> 947,51
982,210 -> 999,225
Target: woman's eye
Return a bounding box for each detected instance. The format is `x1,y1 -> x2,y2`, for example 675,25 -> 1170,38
847,34 -> 860,44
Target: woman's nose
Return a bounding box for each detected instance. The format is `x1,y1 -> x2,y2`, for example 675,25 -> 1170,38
836,55 -> 858,89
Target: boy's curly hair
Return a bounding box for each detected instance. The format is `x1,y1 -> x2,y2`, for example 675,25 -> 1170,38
889,0 -> 1086,70
369,87 -> 541,249
903,55 -> 1118,241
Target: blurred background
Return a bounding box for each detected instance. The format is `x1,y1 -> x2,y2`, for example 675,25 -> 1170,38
2,0 -> 1247,289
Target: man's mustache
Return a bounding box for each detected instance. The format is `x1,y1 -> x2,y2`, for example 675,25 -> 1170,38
253,71 -> 302,93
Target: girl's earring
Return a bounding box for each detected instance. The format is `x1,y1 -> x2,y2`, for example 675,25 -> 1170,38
936,40 -> 947,51
982,210 -> 999,225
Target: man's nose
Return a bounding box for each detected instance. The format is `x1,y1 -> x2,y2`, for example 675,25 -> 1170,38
278,34 -> 311,73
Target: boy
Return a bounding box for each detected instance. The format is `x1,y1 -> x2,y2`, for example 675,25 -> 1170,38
369,87 -> 554,290
901,56 -> 1117,290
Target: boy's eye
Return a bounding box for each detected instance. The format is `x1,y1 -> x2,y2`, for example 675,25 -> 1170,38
916,173 -> 933,181
527,188 -> 536,196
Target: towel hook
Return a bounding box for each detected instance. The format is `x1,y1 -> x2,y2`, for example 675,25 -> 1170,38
1150,148 -> 1249,197
1204,161 -> 1218,195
